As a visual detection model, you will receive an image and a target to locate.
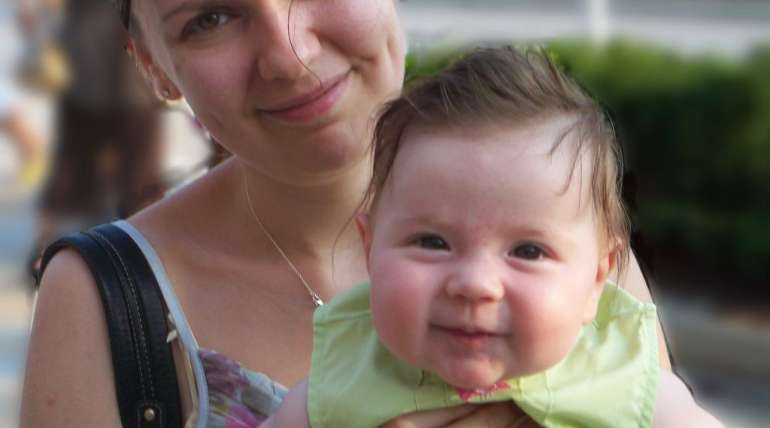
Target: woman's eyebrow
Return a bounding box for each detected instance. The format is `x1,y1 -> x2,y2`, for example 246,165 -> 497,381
162,0 -> 211,22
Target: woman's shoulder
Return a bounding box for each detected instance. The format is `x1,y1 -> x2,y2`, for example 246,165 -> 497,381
32,248 -> 109,344
21,248 -> 122,426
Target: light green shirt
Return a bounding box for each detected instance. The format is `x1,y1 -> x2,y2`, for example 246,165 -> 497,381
309,282 -> 659,428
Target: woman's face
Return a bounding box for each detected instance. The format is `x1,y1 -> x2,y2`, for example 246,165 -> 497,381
133,0 -> 405,182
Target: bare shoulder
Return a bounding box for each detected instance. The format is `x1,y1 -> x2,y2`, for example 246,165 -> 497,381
20,249 -> 121,427
653,370 -> 724,428
616,250 -> 653,302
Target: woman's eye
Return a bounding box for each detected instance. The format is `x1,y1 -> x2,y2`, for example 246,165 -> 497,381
414,234 -> 450,251
511,244 -> 546,260
183,11 -> 232,37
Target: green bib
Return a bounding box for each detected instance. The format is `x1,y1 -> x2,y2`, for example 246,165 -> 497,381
308,282 -> 659,428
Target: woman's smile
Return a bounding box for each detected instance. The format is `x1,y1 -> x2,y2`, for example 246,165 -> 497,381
259,70 -> 352,125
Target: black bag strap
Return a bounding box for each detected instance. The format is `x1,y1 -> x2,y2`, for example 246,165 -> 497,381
40,223 -> 183,428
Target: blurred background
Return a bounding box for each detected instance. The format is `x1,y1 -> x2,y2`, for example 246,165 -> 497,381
1,0 -> 769,426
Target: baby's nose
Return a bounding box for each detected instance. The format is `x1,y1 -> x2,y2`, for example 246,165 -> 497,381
444,259 -> 505,302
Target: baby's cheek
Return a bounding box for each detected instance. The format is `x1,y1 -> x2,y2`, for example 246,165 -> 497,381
515,307 -> 585,373
370,277 -> 427,364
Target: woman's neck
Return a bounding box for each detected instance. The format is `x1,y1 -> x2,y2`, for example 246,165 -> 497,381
233,157 -> 371,259
131,154 -> 371,298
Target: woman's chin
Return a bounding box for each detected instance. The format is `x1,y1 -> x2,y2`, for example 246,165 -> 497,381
298,137 -> 371,179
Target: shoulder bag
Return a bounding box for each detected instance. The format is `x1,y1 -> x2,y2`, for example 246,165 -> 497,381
40,223 -> 183,428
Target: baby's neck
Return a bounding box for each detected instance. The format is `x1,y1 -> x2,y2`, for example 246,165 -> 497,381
454,381 -> 514,402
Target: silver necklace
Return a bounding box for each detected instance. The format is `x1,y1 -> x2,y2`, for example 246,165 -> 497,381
243,177 -> 324,307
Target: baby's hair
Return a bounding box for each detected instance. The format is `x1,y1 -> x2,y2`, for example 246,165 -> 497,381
366,46 -> 630,270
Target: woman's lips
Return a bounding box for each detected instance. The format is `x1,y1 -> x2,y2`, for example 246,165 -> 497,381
260,72 -> 350,123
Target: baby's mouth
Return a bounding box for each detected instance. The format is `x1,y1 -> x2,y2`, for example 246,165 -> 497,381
431,324 -> 506,339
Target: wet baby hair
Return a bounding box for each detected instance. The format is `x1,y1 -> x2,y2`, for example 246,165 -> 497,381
365,46 -> 630,270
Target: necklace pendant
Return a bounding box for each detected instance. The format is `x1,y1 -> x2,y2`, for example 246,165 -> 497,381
311,293 -> 324,307
244,176 -> 325,309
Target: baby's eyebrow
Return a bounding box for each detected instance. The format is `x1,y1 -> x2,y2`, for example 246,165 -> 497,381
506,226 -> 550,238
390,214 -> 441,227
389,213 -> 458,231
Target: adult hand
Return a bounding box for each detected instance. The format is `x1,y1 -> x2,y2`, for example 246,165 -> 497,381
380,402 -> 537,428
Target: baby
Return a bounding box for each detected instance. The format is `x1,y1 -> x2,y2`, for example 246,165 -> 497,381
268,47 -> 723,428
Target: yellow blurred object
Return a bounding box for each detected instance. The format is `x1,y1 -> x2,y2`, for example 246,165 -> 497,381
17,44 -> 71,95
17,157 -> 47,188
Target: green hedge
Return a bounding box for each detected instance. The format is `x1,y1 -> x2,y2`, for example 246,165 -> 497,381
406,41 -> 770,287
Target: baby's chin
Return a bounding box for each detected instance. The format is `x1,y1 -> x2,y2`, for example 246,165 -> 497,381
430,361 -> 516,391
426,353 -> 557,391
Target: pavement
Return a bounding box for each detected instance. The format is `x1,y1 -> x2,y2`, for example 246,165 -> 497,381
656,294 -> 770,428
0,265 -> 30,428
0,187 -> 35,428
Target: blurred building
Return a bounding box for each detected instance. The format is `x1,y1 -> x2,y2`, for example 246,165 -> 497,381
401,0 -> 770,56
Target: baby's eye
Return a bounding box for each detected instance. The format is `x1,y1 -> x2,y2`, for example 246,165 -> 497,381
413,234 -> 450,251
510,244 -> 546,260
183,11 -> 233,37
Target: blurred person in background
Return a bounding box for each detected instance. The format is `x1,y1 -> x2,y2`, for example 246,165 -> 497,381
27,0 -> 166,281
0,0 -> 47,187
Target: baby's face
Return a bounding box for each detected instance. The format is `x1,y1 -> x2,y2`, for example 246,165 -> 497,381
361,118 -> 615,390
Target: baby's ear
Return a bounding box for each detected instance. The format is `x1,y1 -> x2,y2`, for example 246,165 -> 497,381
127,37 -> 182,102
354,213 -> 373,265
583,239 -> 620,323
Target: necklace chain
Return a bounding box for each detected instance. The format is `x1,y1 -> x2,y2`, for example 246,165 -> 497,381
243,177 -> 324,307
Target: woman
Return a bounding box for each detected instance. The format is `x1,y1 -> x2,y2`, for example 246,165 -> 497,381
21,0 -> 675,426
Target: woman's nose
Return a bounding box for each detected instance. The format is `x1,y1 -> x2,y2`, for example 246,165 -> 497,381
444,257 -> 505,302
255,2 -> 320,82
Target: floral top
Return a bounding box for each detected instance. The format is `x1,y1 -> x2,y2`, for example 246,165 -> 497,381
199,349 -> 287,428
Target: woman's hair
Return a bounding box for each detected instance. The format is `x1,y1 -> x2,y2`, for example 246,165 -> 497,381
367,46 -> 630,268
108,0 -> 132,29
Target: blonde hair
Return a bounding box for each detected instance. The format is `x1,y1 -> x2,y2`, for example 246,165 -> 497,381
366,47 -> 629,268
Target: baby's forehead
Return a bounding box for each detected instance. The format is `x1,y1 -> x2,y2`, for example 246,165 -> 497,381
398,115 -> 591,181
404,114 -> 580,152
394,120 -> 591,196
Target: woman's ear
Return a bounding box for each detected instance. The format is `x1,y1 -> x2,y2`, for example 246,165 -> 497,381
126,37 -> 182,101
354,213 -> 373,268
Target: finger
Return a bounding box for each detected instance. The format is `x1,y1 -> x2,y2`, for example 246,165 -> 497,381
379,404 -> 478,428
444,402 -> 532,428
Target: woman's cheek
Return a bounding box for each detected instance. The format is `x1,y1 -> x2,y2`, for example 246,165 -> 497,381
179,49 -> 244,101
317,0 -> 399,60
173,49 -> 253,137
